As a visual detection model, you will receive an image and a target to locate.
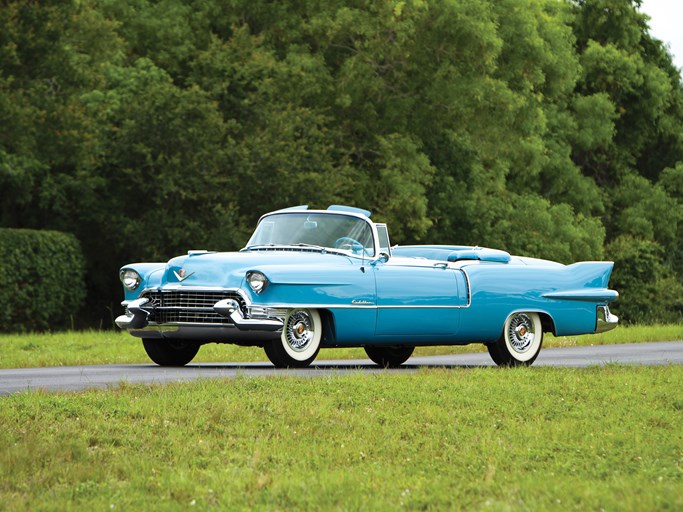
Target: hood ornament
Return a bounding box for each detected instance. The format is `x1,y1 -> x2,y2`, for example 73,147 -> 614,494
173,269 -> 195,282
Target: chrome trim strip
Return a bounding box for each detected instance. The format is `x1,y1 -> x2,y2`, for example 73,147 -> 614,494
143,306 -> 218,311
235,304 -> 469,310
134,286 -> 251,301
154,285 -> 231,292
378,305 -> 467,309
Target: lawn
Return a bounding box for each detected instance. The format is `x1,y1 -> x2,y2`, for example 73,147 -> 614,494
1,366 -> 681,510
1,324 -> 682,369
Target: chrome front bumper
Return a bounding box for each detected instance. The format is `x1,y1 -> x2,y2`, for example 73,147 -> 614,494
596,305 -> 619,333
115,296 -> 284,341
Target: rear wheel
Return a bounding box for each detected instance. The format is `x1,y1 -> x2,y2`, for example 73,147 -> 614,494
487,312 -> 543,367
142,339 -> 200,366
365,346 -> 415,368
264,309 -> 322,368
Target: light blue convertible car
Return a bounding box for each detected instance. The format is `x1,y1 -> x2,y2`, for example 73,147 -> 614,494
116,205 -> 618,368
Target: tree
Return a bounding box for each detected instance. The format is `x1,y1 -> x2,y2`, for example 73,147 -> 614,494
1,0 -> 681,325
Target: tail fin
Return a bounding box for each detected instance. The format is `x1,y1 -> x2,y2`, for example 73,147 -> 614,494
542,262 -> 618,303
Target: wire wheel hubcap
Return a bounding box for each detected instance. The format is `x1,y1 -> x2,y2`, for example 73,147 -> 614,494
285,311 -> 315,352
508,313 -> 536,353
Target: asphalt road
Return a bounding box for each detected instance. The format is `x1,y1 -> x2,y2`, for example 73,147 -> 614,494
1,341 -> 681,395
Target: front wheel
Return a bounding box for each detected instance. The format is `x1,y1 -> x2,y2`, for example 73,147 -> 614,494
264,309 -> 322,368
487,312 -> 543,367
365,346 -> 415,368
142,339 -> 200,366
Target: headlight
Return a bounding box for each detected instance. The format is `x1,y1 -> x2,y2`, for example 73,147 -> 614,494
120,269 -> 142,291
247,271 -> 268,294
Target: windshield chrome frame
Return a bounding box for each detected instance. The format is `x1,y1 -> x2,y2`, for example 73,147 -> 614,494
245,210 -> 380,259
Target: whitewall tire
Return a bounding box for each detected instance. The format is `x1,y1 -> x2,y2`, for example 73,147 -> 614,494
264,309 -> 322,368
487,312 -> 543,367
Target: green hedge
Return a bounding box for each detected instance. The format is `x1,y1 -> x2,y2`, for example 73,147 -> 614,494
606,236 -> 683,324
0,229 -> 86,332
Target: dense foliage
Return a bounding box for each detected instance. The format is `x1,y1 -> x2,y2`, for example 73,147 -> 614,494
0,0 -> 681,326
0,229 -> 86,331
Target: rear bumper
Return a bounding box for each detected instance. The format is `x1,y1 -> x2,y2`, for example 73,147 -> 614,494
596,305 -> 619,333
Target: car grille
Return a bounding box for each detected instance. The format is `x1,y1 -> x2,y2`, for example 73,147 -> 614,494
140,290 -> 247,325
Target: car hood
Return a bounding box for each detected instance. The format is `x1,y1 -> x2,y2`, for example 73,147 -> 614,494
158,249 -> 359,289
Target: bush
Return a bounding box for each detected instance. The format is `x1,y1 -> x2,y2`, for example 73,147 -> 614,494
606,236 -> 683,324
0,229 -> 86,332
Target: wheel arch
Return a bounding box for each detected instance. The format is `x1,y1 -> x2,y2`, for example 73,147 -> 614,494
318,308 -> 337,344
538,312 -> 557,336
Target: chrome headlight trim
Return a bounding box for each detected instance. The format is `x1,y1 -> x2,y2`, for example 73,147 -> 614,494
246,271 -> 269,294
120,269 -> 142,291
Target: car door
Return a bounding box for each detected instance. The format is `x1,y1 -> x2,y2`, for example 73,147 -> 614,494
373,260 -> 468,336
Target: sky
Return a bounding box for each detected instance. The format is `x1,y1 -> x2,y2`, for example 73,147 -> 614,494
639,0 -> 683,70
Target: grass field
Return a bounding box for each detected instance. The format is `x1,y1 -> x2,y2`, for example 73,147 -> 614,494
1,366 -> 681,510
1,324 -> 682,370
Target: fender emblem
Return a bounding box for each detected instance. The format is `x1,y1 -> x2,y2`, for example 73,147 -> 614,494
173,269 -> 195,282
352,299 -> 374,305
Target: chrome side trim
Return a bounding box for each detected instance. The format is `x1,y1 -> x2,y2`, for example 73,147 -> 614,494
222,303 -> 468,310
544,289 -> 619,302
596,305 -> 619,333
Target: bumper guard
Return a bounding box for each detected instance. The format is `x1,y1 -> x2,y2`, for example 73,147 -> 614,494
213,299 -> 283,331
115,298 -> 150,329
596,305 -> 619,333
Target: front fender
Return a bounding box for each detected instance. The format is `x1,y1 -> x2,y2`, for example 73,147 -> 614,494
246,263 -> 375,308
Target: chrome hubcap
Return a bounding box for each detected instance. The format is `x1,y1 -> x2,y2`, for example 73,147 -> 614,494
508,313 -> 535,353
285,311 -> 314,352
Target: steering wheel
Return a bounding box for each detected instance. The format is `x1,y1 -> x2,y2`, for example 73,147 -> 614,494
334,237 -> 364,254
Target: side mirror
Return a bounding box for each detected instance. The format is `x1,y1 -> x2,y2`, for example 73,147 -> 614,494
373,252 -> 390,264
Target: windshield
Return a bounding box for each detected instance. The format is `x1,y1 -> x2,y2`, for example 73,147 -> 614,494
246,213 -> 375,257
